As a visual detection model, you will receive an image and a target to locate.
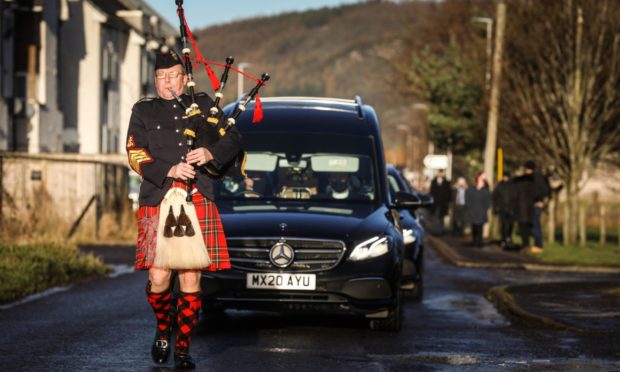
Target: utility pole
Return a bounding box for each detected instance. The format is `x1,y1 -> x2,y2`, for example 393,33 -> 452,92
483,1 -> 506,189
396,124 -> 410,169
237,62 -> 251,98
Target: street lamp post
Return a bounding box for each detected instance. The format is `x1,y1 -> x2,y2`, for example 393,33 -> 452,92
484,2 -> 506,187
475,3 -> 506,240
473,1 -> 506,187
396,124 -> 411,170
237,62 -> 251,98
472,17 -> 493,92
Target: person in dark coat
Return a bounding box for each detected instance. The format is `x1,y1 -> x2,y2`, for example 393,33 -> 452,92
429,169 -> 452,233
492,171 -> 516,249
512,169 -> 535,250
512,161 -> 550,253
529,162 -> 550,252
465,172 -> 492,247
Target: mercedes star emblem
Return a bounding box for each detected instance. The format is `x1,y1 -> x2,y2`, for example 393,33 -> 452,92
269,242 -> 294,268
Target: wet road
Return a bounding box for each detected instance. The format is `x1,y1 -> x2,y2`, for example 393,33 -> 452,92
0,244 -> 619,371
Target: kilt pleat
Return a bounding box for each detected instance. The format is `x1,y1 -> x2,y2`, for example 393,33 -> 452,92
135,185 -> 230,271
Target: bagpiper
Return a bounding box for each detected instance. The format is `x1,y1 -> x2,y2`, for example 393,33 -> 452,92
126,47 -> 242,369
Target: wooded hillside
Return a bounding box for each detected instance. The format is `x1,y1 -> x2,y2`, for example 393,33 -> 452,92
191,1 -> 438,145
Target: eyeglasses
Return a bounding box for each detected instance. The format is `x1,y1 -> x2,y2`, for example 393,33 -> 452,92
155,71 -> 185,80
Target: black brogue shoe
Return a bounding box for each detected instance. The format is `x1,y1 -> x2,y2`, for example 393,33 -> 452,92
174,352 -> 196,369
150,332 -> 171,364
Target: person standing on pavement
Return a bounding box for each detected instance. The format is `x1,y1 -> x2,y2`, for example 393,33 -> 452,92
492,171 -> 516,250
452,177 -> 468,236
126,48 -> 242,369
513,161 -> 550,253
525,161 -> 550,253
430,169 -> 452,234
513,167 -> 535,251
464,172 -> 492,247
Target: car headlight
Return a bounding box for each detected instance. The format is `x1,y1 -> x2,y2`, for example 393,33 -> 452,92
349,236 -> 390,261
403,228 -> 416,245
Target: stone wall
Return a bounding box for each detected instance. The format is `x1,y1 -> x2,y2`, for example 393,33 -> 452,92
0,153 -> 130,239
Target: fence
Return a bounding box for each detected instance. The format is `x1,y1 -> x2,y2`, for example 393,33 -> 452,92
544,198 -> 620,246
0,153 -> 132,241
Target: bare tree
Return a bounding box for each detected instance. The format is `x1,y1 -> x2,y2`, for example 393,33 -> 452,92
502,0 -> 620,244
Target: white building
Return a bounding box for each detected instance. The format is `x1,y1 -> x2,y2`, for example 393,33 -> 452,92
0,0 -> 176,154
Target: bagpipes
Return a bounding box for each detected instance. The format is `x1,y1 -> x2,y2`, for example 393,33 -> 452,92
203,72 -> 270,179
154,0 -> 269,270
174,0 -> 269,195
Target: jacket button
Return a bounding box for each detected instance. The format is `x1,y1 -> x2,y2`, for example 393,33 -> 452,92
174,116 -> 178,120
181,156 -> 185,160
173,104 -> 177,108
157,125 -> 160,130
179,142 -> 182,146
176,129 -> 180,133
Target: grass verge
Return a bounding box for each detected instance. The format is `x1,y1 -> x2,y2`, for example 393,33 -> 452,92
605,288 -> 620,297
0,243 -> 109,304
533,241 -> 620,267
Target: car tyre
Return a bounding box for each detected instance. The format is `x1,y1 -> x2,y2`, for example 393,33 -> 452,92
402,249 -> 424,300
369,291 -> 402,332
410,249 -> 424,301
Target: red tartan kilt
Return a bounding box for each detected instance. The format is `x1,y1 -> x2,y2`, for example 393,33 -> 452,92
135,184 -> 230,271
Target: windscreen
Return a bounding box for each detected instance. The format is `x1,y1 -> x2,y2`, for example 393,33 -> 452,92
215,132 -> 377,203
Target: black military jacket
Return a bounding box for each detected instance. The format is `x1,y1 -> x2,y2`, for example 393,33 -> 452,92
126,93 -> 242,206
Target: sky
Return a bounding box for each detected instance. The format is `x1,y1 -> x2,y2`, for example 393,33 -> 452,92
145,0 -> 362,29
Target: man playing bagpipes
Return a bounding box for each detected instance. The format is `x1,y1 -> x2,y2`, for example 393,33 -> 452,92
126,47 -> 241,369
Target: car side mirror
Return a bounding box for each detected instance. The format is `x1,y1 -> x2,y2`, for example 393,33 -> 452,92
418,193 -> 434,208
394,191 -> 422,210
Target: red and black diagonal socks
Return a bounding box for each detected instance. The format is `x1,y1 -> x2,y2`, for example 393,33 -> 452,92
146,282 -> 172,339
146,281 -> 173,364
175,291 -> 202,354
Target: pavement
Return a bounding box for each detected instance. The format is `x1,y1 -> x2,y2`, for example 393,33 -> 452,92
428,234 -> 620,334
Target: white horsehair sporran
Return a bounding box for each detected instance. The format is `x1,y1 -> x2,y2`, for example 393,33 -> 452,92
154,187 -> 211,269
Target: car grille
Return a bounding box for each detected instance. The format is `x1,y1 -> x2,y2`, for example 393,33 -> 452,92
227,237 -> 346,273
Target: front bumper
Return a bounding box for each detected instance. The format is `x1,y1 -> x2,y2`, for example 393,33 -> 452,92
201,268 -> 398,315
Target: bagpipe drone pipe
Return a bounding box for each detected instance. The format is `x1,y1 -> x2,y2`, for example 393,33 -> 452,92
173,0 -> 270,199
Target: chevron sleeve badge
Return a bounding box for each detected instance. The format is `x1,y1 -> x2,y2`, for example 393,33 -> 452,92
128,148 -> 154,175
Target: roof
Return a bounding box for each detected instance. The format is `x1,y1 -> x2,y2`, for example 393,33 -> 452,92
91,0 -> 177,38
118,0 -> 177,36
226,96 -> 380,137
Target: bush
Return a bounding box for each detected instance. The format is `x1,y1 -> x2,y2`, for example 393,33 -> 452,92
0,243 -> 109,304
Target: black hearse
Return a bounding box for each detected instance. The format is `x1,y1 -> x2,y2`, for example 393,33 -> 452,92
203,97 -> 419,331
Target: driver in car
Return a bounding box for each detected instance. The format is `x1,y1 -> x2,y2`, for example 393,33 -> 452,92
327,173 -> 353,199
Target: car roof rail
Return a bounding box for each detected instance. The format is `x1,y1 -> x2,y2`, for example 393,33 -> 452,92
354,95 -> 365,119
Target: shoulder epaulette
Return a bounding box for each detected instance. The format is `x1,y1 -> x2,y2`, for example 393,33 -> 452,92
137,96 -> 157,103
133,97 -> 159,111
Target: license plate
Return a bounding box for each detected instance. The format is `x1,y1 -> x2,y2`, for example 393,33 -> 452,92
246,273 -> 316,290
